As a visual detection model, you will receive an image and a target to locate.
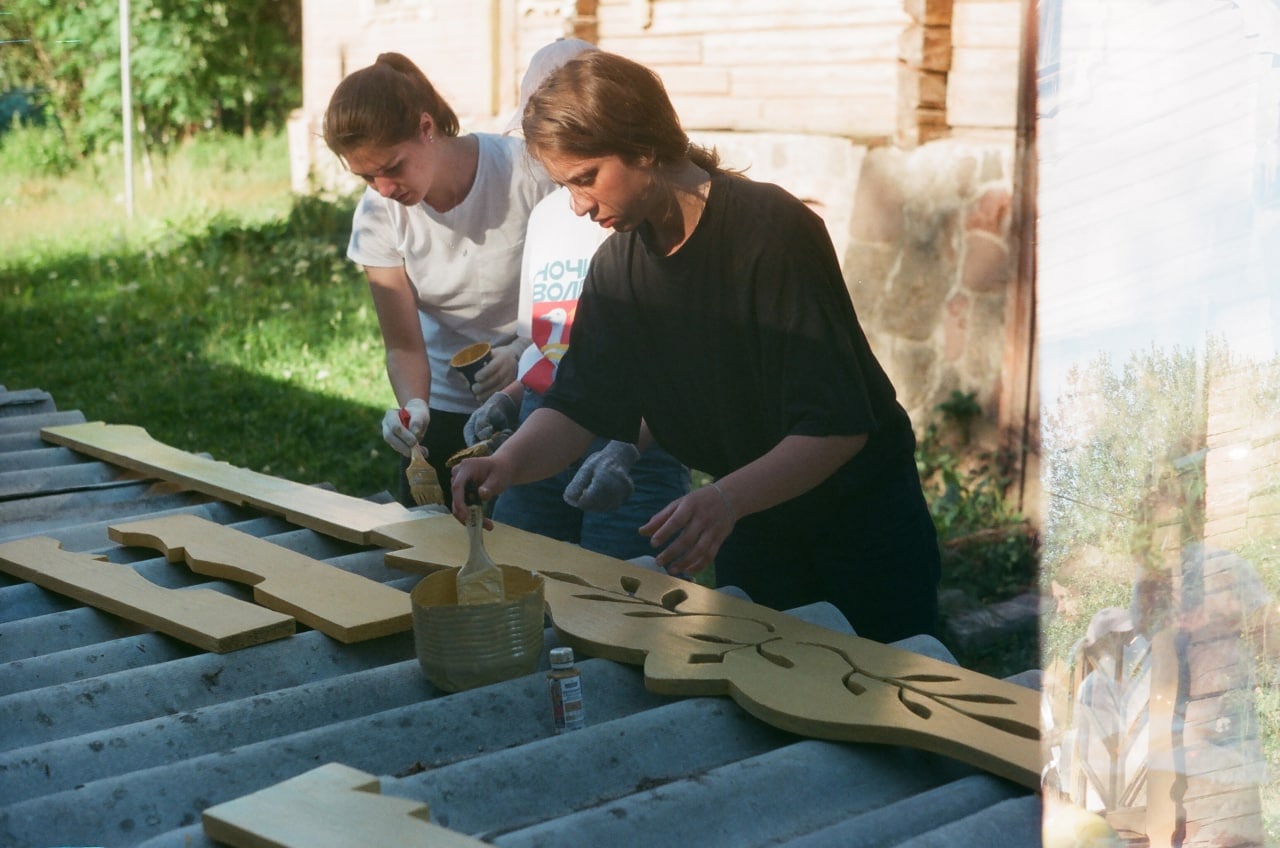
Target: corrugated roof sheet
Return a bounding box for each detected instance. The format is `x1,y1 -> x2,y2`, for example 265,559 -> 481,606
0,385 -> 1042,847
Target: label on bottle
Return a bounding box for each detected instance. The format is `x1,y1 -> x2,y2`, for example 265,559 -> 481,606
548,672 -> 585,733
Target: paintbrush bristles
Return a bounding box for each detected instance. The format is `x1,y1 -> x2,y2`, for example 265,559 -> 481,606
406,446 -> 444,506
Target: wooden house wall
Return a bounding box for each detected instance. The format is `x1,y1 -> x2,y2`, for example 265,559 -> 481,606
299,0 -> 1022,159
948,0 -> 1022,134
588,0 -> 907,140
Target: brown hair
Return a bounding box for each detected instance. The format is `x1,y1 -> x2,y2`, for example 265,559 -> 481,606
323,53 -> 460,157
520,51 -> 723,176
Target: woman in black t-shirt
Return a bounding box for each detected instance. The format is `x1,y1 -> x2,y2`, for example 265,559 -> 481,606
449,50 -> 940,643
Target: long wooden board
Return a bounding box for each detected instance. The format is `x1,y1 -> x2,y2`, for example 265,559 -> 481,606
40,421 -> 416,545
0,536 -> 295,652
109,515 -> 412,643
202,762 -> 484,848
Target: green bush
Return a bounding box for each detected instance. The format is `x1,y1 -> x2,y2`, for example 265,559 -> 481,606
0,116 -> 75,177
917,390 -> 1038,604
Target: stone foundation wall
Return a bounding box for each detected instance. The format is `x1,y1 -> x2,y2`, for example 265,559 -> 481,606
846,139 -> 1019,438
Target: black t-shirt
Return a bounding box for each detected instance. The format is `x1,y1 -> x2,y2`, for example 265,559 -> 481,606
543,173 -> 914,487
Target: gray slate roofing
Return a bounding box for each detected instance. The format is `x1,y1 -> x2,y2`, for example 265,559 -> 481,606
0,385 -> 1043,847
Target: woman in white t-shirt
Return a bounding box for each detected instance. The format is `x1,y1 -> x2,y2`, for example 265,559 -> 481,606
323,52 -> 556,506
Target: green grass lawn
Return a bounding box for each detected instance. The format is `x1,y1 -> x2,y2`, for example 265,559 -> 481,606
1,131 -> 401,498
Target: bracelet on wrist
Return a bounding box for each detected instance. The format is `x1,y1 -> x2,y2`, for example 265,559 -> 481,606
709,481 -> 736,522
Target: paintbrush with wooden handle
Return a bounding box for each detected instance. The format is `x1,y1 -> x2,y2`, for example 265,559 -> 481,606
456,481 -> 504,604
399,408 -> 444,506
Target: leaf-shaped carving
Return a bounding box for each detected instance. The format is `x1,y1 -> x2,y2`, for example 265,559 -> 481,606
899,688 -> 933,721
843,673 -> 867,696
898,674 -> 962,683
689,633 -> 741,645
755,639 -> 795,669
970,714 -> 1040,741
575,593 -> 648,605
660,588 -> 688,611
620,575 -> 641,595
935,692 -> 1019,705
542,571 -> 594,587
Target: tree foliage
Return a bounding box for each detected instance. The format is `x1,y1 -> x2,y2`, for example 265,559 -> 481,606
0,0 -> 300,157
1041,340 -> 1225,571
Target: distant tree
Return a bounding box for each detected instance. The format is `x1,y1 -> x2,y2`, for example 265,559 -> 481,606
0,0 -> 300,157
1041,340 -> 1223,571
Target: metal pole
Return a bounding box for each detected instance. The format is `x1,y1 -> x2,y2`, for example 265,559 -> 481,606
119,0 -> 134,219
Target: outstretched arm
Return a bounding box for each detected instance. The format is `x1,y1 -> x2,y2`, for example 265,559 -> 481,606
449,406 -> 595,523
642,433 -> 867,576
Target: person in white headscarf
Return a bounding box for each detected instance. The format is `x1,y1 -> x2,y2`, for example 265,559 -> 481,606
464,38 -> 690,560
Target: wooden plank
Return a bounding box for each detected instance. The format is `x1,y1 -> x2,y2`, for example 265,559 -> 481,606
703,29 -> 900,65
599,34 -> 705,64
761,97 -> 897,136
202,762 -> 484,848
652,65 -> 731,97
899,23 -> 953,71
0,536 -> 295,653
372,514 -> 1043,790
952,0 -> 1022,48
109,515 -> 412,643
946,46 -> 1019,128
599,0 -> 908,33
40,422 -> 414,545
904,0 -> 955,26
672,93 -> 896,138
731,63 -> 899,99
899,68 -> 949,111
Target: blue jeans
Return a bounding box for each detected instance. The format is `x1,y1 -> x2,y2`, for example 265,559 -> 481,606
493,391 -> 691,560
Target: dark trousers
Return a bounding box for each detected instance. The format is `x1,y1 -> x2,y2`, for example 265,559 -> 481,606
395,409 -> 468,509
714,455 -> 941,643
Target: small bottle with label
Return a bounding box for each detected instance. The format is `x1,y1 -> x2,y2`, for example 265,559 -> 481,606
547,647 -> 586,733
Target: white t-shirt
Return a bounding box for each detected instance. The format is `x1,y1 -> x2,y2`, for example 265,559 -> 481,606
347,133 -> 556,412
516,186 -> 611,394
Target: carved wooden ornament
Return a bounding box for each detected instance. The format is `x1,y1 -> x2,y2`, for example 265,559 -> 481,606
375,514 -> 1043,789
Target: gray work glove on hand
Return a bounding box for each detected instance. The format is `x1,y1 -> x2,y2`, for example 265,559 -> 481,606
564,440 -> 641,512
463,391 -> 518,446
382,397 -> 429,458
470,339 -> 529,401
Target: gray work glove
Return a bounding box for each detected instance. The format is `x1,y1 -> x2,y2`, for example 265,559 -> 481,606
463,391 -> 518,446
564,440 -> 641,512
471,339 -> 530,401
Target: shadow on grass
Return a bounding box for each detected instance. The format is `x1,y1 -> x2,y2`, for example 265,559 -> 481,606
20,361 -> 402,500
2,194 -> 402,499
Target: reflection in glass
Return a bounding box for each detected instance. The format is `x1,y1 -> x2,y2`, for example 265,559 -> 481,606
1036,1 -> 1280,844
